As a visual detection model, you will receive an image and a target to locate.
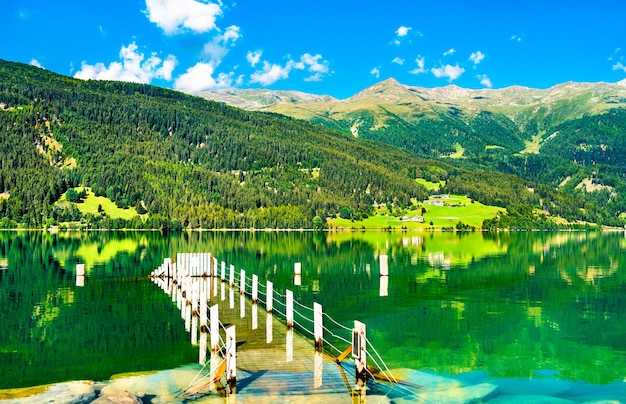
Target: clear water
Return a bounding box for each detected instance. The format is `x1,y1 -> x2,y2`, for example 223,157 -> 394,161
1,230 -> 625,402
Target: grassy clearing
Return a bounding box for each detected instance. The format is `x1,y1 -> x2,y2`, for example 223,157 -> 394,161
328,194 -> 503,230
416,178 -> 445,191
60,187 -> 139,220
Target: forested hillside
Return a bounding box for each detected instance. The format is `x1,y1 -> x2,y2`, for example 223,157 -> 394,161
204,78 -> 626,221
0,60 -> 621,229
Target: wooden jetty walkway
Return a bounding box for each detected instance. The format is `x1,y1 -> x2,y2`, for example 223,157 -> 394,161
149,253 -> 409,403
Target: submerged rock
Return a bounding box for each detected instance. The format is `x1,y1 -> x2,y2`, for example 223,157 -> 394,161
91,391 -> 143,403
0,381 -> 96,404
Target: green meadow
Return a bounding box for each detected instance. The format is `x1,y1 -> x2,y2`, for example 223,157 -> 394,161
328,193 -> 503,230
60,187 -> 140,221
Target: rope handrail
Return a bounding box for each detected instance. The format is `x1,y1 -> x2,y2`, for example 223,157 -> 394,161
161,254 -> 400,396
365,335 -> 398,384
322,312 -> 353,332
321,324 -> 351,347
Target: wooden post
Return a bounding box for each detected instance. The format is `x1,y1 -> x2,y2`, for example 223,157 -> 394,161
221,261 -> 226,281
229,265 -> 235,287
239,269 -> 246,319
210,304 -> 220,391
286,289 -> 294,328
76,263 -> 85,287
294,262 -> 302,286
191,279 -> 198,345
252,274 -> 258,330
266,280 -> 273,313
314,302 -> 323,352
226,326 -> 236,394
314,302 -> 323,388
286,289 -> 294,362
353,321 -> 368,388
199,282 -> 208,365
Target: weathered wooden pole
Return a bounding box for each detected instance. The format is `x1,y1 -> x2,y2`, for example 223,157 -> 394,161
380,254 -> 389,297
226,326 -> 237,394
353,321 -> 368,389
266,280 -> 273,344
314,302 -> 324,388
199,281 -> 208,365
239,269 -> 246,319
76,263 -> 85,287
294,262 -> 302,286
210,304 -> 220,391
252,274 -> 258,330
286,289 -> 294,362
191,279 -> 199,345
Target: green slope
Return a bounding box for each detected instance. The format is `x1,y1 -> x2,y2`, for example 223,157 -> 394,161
0,60 -> 622,229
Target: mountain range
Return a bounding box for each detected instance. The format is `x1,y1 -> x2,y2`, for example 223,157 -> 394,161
0,59 -> 623,229
201,78 -> 626,220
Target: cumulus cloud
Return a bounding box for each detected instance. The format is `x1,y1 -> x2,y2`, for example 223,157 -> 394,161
299,53 -> 330,82
409,56 -> 427,75
370,67 -> 380,78
173,62 -> 238,93
510,34 -> 522,42
202,25 -> 241,65
30,59 -> 44,69
613,62 -> 626,72
477,74 -> 492,88
144,0 -> 222,35
469,51 -> 485,66
250,61 -> 291,86
432,64 -> 465,82
392,57 -> 404,65
249,53 -> 330,85
443,48 -> 456,56
393,25 -> 414,45
396,26 -> 411,37
246,50 -> 262,67
74,42 -> 177,83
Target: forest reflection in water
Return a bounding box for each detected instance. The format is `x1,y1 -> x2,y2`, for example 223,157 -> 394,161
0,230 -> 625,391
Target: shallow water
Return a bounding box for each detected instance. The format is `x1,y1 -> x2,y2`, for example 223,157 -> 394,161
1,230 -> 625,402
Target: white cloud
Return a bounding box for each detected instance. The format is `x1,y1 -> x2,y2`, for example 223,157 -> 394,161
144,0 -> 223,35
396,26 -> 411,37
477,74 -> 492,88
432,64 -> 465,82
249,53 -> 330,85
370,67 -> 380,78
246,50 -> 262,67
299,53 -> 330,82
250,61 -> 291,86
173,62 -> 236,93
202,25 -> 241,65
74,42 -> 178,84
469,51 -> 485,65
443,48 -> 456,56
613,62 -> 626,72
392,57 -> 404,65
510,34 -> 522,42
30,59 -> 44,69
409,56 -> 426,75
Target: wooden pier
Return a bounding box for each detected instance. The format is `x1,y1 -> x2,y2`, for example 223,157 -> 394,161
149,253 -> 403,403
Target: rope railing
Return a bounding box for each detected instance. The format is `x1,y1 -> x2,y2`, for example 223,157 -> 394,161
151,253 -> 400,398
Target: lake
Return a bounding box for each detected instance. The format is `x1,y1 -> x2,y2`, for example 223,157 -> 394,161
1,230 -> 626,402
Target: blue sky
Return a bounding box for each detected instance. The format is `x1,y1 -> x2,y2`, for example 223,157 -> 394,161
2,0 -> 626,99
